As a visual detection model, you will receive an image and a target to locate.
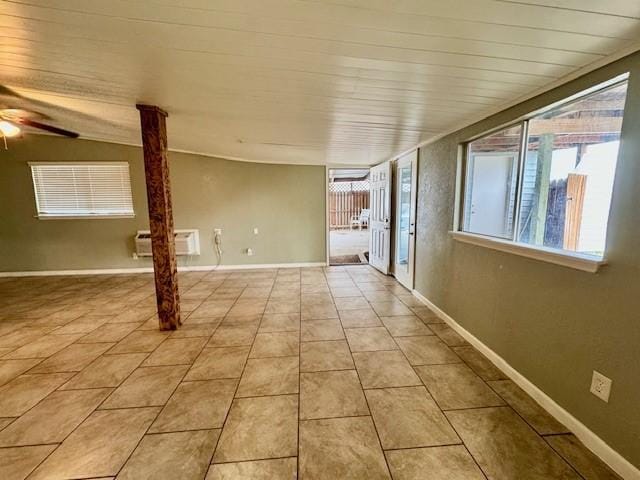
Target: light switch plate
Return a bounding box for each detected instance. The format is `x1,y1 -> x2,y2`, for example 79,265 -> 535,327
590,370 -> 612,403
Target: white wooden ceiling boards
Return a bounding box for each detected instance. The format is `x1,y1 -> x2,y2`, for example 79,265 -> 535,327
1,0 -> 639,165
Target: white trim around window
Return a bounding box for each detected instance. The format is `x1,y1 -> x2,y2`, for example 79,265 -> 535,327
450,231 -> 606,273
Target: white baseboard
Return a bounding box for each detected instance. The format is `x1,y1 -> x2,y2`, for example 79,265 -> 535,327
412,289 -> 640,480
0,262 -> 327,277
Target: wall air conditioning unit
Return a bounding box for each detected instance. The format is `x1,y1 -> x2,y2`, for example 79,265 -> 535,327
134,229 -> 200,257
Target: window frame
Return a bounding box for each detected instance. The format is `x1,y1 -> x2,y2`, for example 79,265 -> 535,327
30,161 -> 136,220
453,73 -> 629,273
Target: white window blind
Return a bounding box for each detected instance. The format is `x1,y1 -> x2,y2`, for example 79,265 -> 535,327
30,162 -> 135,218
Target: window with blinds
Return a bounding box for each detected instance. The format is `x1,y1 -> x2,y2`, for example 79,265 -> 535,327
30,162 -> 135,218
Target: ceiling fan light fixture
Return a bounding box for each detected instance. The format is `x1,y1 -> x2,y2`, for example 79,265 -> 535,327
0,120 -> 20,137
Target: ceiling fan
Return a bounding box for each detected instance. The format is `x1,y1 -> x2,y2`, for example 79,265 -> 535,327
0,85 -> 79,145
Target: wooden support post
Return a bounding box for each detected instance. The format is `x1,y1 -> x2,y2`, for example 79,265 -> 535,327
136,104 -> 181,331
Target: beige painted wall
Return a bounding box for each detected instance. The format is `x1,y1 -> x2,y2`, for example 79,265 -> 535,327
0,137 -> 326,271
414,52 -> 640,468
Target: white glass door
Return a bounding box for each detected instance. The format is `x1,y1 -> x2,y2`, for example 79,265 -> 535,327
393,151 -> 417,289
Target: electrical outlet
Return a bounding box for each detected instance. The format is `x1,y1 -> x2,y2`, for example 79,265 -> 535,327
214,228 -> 222,235
132,253 -> 139,260
590,370 -> 612,403
246,248 -> 254,256
253,227 -> 259,235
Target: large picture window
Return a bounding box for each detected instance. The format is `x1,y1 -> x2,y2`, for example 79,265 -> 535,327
31,162 -> 135,218
460,76 -> 628,260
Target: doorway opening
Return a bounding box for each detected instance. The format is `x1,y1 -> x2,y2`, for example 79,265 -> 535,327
328,168 -> 370,265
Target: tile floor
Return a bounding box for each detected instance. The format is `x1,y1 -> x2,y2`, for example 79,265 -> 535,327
0,265 -> 621,479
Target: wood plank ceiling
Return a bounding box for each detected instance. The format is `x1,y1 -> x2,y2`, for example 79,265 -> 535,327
1,0 -> 639,165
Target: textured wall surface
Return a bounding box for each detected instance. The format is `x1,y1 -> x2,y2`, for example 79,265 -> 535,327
414,52 -> 640,467
0,137 -> 326,271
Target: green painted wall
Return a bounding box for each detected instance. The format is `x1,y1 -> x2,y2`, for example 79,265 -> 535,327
0,137 -> 326,271
415,52 -> 640,468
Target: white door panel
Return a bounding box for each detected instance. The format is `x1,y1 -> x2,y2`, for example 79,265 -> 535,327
369,161 -> 391,274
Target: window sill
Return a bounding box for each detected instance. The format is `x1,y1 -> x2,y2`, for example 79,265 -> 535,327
449,231 -> 606,273
35,214 -> 135,220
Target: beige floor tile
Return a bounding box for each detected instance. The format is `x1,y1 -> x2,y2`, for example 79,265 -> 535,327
345,327 -> 398,352
77,322 -> 141,343
227,302 -> 266,318
183,315 -> 224,325
29,407 -> 159,480
208,325 -> 257,347
301,303 -> 339,320
301,319 -> 344,341
0,388 -> 111,446
301,293 -> 333,305
385,445 -> 485,480
100,365 -> 188,408
330,287 -> 362,298
545,434 -> 621,480
213,395 -> 298,462
190,301 -> 234,318
107,330 -> 170,354
365,386 -> 460,449
370,301 -> 413,317
184,346 -> 249,381
416,363 -> 504,410
446,407 -> 580,480
299,416 -> 390,479
0,373 -> 73,417
410,306 -> 441,323
236,356 -> 299,397
51,315 -> 111,335
300,370 -> 369,419
300,340 -> 354,372
489,380 -> 569,435
250,331 -> 299,358
169,323 -> 218,338
0,417 -> 14,429
0,359 -> 42,387
220,314 -> 261,327
30,342 -> 114,373
396,336 -> 461,365
428,324 -> 468,346
109,307 -> 157,323
0,445 -> 57,480
394,294 -> 425,307
259,313 -> 300,333
452,345 -> 507,381
150,379 -> 237,433
142,337 -> 207,366
0,327 -> 52,350
264,300 -> 300,314
380,315 -> 433,337
333,296 -> 366,310
61,353 -> 147,390
338,308 -> 382,328
206,457 -> 297,480
353,351 -> 421,389
3,334 -> 83,359
118,430 -> 219,480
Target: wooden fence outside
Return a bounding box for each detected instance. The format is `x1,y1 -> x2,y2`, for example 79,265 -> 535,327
329,191 -> 369,229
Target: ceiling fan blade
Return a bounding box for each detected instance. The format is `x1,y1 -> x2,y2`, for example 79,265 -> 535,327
16,118 -> 79,138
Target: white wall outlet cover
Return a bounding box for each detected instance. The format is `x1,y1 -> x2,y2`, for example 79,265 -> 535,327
590,370 -> 612,403
253,227 -> 259,235
214,228 -> 222,235
246,248 -> 254,256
